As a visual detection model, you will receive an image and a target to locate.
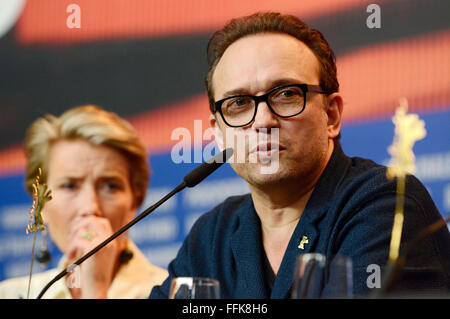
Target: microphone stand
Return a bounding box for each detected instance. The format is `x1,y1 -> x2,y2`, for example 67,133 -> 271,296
36,148 -> 233,299
37,182 -> 186,299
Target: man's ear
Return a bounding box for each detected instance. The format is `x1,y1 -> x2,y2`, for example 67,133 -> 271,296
209,113 -> 224,151
325,93 -> 344,139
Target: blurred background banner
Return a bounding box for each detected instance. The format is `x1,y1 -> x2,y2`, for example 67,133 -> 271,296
0,0 -> 449,281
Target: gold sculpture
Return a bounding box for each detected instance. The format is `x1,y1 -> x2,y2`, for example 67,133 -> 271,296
26,168 -> 52,298
386,98 -> 426,263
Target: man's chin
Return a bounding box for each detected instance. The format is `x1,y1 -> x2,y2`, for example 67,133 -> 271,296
232,161 -> 285,185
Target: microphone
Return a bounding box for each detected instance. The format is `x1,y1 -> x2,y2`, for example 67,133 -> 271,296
184,147 -> 233,187
374,214 -> 450,298
36,148 -> 233,299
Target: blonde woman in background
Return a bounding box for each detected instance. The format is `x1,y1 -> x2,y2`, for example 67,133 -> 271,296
0,105 -> 168,298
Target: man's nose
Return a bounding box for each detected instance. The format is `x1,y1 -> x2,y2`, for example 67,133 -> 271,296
251,101 -> 280,130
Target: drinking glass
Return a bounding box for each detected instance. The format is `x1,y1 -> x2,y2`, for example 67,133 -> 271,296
169,277 -> 221,299
291,253 -> 352,299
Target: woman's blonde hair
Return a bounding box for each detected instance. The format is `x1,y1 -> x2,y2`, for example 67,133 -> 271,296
24,105 -> 149,208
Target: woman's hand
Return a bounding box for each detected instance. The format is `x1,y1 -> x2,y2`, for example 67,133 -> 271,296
66,215 -> 121,298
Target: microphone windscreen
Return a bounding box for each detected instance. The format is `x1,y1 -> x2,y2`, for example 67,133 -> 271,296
183,148 -> 234,188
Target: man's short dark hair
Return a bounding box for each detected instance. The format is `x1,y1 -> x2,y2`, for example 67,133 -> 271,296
205,12 -> 339,114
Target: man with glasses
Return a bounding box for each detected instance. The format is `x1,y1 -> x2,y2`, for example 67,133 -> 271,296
150,12 -> 450,298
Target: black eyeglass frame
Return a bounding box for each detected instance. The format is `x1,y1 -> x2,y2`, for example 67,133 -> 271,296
213,83 -> 330,128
